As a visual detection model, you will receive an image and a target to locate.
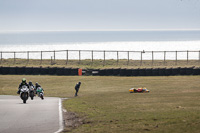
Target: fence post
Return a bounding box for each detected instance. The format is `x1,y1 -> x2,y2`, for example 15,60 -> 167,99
14,52 -> 16,64
175,51 -> 177,65
92,50 -> 93,63
40,51 -> 43,64
51,56 -> 53,65
1,51 -> 3,62
187,50 -> 189,64
0,52 -> 2,64
103,50 -> 105,66
164,51 -> 166,65
127,51 -> 129,65
54,50 -> 55,61
79,50 -> 81,64
152,51 -> 154,66
66,50 -> 68,64
199,50 -> 200,64
27,51 -> 29,63
117,51 -> 119,65
140,51 -> 143,66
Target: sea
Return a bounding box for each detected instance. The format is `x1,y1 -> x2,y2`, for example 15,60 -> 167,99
0,30 -> 200,60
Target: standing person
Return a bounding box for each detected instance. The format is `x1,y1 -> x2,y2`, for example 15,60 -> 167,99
75,82 -> 81,97
17,78 -> 29,94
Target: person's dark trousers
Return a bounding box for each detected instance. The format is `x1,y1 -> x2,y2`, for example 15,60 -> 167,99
75,88 -> 79,96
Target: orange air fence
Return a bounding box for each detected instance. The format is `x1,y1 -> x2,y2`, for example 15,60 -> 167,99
78,68 -> 82,76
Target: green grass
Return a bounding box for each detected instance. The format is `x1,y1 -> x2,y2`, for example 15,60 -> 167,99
0,75 -> 200,133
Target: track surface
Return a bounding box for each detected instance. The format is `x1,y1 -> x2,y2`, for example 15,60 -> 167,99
0,95 -> 62,133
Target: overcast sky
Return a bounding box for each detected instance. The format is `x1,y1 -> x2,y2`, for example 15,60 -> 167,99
0,0 -> 200,31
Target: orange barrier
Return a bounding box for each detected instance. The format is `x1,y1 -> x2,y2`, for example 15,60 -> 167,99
78,69 -> 82,76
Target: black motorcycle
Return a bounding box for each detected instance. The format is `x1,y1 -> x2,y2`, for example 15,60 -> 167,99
29,85 -> 35,100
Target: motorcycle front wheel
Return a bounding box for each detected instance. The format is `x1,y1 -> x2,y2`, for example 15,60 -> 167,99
23,99 -> 26,104
30,92 -> 34,100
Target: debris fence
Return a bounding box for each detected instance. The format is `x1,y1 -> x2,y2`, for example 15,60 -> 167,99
0,50 -> 200,66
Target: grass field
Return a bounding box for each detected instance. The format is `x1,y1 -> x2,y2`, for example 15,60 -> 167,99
0,75 -> 200,133
1,59 -> 200,69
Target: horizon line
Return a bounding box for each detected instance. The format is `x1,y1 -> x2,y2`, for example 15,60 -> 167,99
1,29 -> 200,33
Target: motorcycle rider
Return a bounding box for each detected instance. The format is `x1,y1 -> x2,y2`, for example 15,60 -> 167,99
17,78 -> 29,94
35,82 -> 41,89
29,81 -> 35,95
35,82 -> 44,94
28,81 -> 34,88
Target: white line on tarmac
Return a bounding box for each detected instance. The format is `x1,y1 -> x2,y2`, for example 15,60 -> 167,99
55,98 -> 64,133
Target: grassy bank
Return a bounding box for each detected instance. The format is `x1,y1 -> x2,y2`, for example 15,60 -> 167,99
0,75 -> 200,133
1,58 -> 200,69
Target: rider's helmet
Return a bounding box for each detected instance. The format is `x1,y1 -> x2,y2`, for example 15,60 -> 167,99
22,78 -> 26,84
78,82 -> 81,85
29,81 -> 32,86
35,82 -> 39,86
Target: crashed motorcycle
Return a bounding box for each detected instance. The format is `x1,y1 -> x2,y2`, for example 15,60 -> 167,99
29,85 -> 35,100
37,87 -> 44,100
20,85 -> 29,103
129,87 -> 150,93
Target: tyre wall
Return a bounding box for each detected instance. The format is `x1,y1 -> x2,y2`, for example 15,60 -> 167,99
9,67 -> 17,75
146,68 -> 152,76
99,69 -> 106,76
120,69 -> 126,76
0,67 -> 200,76
92,69 -> 99,76
165,68 -> 172,76
193,67 -> 200,75
172,67 -> 180,75
1,67 -> 10,75
32,67 -> 41,75
0,67 -> 79,76
71,68 -> 78,75
159,68 -> 165,76
152,68 -> 159,76
63,68 -> 71,75
106,69 -> 114,76
185,67 -> 193,75
138,68 -> 146,76
132,69 -> 139,76
40,67 -> 49,75
93,67 -> 200,76
16,67 -> 26,75
113,68 -> 120,76
126,69 -> 132,76
25,67 -> 33,75
56,67 -> 65,75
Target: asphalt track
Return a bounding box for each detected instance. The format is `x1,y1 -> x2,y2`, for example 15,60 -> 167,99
0,95 -> 63,133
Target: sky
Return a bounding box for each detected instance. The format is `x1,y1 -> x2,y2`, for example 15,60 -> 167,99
0,0 -> 200,31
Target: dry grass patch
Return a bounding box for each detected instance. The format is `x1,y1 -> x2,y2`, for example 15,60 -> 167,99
1,59 -> 199,69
